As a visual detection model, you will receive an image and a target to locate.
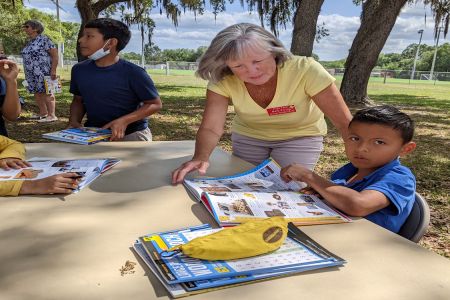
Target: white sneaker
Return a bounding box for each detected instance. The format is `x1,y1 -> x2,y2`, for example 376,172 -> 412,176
30,114 -> 47,120
38,116 -> 58,123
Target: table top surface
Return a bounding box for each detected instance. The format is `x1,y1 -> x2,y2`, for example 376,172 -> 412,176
1,141 -> 449,300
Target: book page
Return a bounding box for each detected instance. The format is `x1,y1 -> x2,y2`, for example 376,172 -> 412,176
0,158 -> 106,181
204,191 -> 346,223
184,158 -> 300,201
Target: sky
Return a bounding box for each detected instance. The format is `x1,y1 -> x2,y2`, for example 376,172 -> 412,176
25,0 -> 447,61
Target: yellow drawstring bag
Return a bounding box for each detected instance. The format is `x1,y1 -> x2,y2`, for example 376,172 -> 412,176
164,217 -> 288,260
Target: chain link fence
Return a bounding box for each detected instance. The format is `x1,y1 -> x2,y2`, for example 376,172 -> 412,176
329,68 -> 450,84
7,55 -> 450,83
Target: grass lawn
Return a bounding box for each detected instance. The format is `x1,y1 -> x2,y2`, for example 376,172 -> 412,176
7,71 -> 450,258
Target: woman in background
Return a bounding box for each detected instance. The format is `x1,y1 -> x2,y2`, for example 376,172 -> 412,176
21,19 -> 58,122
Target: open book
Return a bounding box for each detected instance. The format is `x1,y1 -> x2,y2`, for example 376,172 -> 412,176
42,127 -> 112,145
184,158 -> 351,226
44,75 -> 62,94
133,223 -> 345,298
0,158 -> 120,192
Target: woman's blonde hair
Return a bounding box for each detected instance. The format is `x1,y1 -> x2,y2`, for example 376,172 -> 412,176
196,23 -> 292,83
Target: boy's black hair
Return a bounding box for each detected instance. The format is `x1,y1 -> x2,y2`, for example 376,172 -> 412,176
84,18 -> 131,52
349,105 -> 415,143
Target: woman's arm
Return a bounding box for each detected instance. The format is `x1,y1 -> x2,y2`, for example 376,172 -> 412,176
172,90 -> 229,184
48,48 -> 58,80
311,83 -> 352,138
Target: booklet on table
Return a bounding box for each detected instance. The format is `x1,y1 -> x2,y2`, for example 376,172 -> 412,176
133,223 -> 345,298
42,127 -> 112,145
0,157 -> 120,192
183,158 -> 351,226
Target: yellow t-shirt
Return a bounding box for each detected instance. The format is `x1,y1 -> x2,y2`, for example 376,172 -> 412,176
0,136 -> 25,196
207,56 -> 335,141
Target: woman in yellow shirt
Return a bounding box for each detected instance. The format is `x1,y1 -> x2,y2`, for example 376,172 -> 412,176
0,136 -> 80,195
172,23 -> 352,184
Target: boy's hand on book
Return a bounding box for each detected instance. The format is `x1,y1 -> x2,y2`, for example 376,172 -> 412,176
19,172 -> 81,195
102,119 -> 127,141
280,163 -> 313,183
0,158 -> 31,170
172,160 -> 210,185
300,186 -> 322,198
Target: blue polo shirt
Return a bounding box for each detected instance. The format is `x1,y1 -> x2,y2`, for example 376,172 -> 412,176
331,159 -> 416,233
70,59 -> 159,135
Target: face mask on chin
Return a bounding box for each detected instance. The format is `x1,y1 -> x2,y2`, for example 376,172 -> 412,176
88,39 -> 111,61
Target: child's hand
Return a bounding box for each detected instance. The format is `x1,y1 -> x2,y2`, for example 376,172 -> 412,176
0,60 -> 19,81
0,158 -> 31,170
300,186 -> 322,198
280,163 -> 312,183
19,172 -> 82,195
102,119 -> 128,141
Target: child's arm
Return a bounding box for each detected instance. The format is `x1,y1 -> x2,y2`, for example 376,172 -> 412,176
0,136 -> 30,170
0,60 -> 21,121
102,97 -> 162,141
280,164 -> 390,217
0,157 -> 31,170
68,95 -> 85,128
19,172 -> 81,195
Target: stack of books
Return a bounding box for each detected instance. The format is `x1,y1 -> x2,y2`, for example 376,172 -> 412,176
42,127 -> 112,145
133,223 -> 345,297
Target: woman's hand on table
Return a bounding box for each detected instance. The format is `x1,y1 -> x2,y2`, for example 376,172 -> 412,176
171,159 -> 210,185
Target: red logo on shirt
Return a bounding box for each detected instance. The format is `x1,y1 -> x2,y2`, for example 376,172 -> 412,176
266,105 -> 297,116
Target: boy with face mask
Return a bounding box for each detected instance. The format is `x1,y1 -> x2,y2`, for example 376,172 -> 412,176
280,106 -> 417,233
69,18 -> 162,141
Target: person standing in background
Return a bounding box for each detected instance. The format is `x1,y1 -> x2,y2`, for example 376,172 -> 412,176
21,20 -> 58,122
172,23 -> 352,184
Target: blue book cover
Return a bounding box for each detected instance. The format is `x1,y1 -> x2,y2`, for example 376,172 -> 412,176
134,239 -> 342,294
138,223 -> 345,284
42,127 -> 112,145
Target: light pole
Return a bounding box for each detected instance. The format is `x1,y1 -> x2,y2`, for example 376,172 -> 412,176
410,29 -> 424,81
429,26 -> 443,81
53,0 -> 64,68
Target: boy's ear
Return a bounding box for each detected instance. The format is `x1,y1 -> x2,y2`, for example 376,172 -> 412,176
399,141 -> 416,157
108,38 -> 119,51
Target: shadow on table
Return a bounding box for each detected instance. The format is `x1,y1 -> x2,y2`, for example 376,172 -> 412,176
89,156 -> 193,193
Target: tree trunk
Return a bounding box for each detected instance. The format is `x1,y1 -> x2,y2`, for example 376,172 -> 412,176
290,0 -> 325,56
340,0 -> 408,106
75,0 -> 123,61
76,0 -> 100,61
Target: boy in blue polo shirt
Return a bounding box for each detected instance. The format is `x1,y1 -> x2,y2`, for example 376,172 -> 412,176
69,18 -> 162,141
280,105 -> 417,233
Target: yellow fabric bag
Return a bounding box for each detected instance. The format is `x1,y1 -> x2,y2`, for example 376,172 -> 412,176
165,217 -> 288,260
